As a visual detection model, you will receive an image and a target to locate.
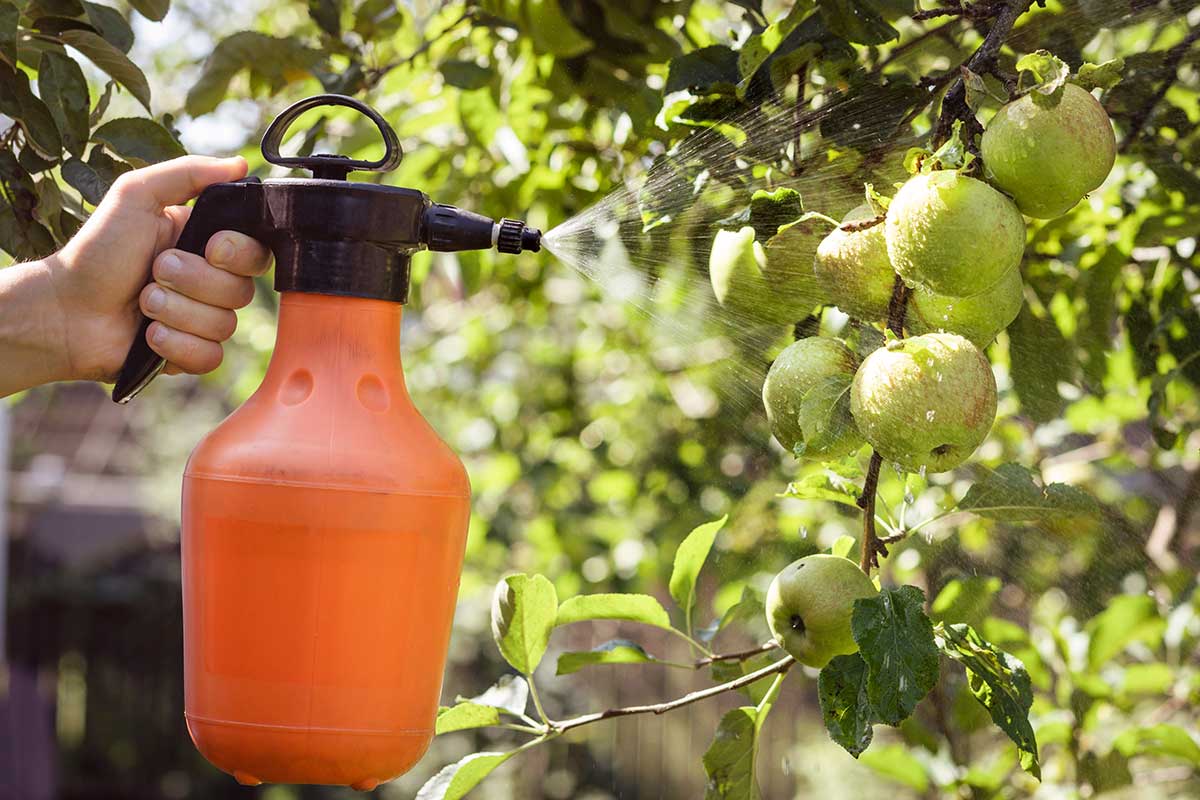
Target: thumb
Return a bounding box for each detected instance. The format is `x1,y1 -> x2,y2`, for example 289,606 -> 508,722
115,155 -> 248,210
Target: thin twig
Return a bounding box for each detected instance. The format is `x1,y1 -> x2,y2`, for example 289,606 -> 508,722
554,656 -> 795,733
693,641 -> 778,668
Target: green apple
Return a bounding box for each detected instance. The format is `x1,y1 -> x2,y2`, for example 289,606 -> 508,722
906,265 -> 1024,348
981,83 -> 1116,219
814,204 -> 895,321
850,332 -> 997,473
710,226 -> 822,325
886,170 -> 1026,297
765,554 -> 878,668
762,337 -> 864,459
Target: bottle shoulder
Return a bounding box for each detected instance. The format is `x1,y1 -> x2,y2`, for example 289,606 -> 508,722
186,382 -> 469,497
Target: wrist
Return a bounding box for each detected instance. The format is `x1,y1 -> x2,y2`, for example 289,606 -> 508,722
0,256 -> 75,395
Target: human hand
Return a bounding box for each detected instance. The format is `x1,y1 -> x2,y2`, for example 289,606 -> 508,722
47,155 -> 272,381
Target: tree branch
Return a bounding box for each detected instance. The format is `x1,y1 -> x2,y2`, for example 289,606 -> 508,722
933,0 -> 1034,147
554,656 -> 795,733
857,1 -> 1033,573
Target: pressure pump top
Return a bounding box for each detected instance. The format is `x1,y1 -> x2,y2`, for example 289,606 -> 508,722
112,94 -> 541,403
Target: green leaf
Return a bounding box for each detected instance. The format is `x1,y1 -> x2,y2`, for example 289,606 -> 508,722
748,187 -> 803,241
669,516 -> 728,622
185,32 -> 322,116
0,151 -> 56,259
1074,57 -> 1124,92
958,463 -> 1100,522
818,653 -> 875,757
458,674 -> 529,717
440,59 -> 492,90
126,0 -> 169,21
89,79 -> 114,125
0,62 -> 63,159
702,706 -> 760,799
91,117 -> 186,166
711,652 -> 778,705
61,156 -> 108,204
737,2 -> 814,82
0,1 -> 18,66
666,46 -> 740,95
436,702 -> 502,735
59,29 -> 150,111
852,586 -> 939,725
556,593 -> 671,629
1114,725 -> 1200,766
829,535 -> 856,559
415,751 -> 516,800
817,0 -> 898,45
797,373 -> 856,456
859,743 -> 929,791
308,0 -> 340,36
523,0 -> 590,58
931,577 -> 1001,626
83,1 -> 134,52
38,52 -> 89,157
1016,49 -> 1070,106
1085,594 -> 1163,671
491,573 -> 557,675
781,464 -> 862,507
556,639 -> 657,675
937,622 -> 1040,778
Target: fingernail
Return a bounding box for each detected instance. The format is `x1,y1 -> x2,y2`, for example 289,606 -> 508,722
212,238 -> 235,265
150,324 -> 169,346
158,252 -> 182,280
145,286 -> 166,313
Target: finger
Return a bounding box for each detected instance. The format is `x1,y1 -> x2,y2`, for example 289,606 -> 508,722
146,322 -> 224,375
153,249 -> 255,309
140,283 -> 238,342
206,231 -> 273,277
113,155 -> 248,211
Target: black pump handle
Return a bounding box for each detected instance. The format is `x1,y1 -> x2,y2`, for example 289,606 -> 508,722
112,179 -> 267,404
261,94 -> 403,179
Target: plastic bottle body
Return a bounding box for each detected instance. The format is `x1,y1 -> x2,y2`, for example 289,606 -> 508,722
181,293 -> 470,789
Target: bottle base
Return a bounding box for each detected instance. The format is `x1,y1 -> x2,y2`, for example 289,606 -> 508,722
187,714 -> 432,789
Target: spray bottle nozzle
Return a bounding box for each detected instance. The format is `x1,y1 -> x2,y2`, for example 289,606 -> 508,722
423,203 -> 541,255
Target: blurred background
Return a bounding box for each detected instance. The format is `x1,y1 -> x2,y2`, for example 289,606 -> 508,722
2,0 -> 1199,798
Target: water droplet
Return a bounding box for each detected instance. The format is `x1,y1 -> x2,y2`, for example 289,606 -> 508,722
923,528 -> 934,544
926,409 -> 935,422
918,465 -> 927,478
904,489 -> 915,505
781,756 -> 791,776
800,526 -> 808,540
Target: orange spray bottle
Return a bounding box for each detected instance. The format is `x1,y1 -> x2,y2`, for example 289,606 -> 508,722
111,95 -> 541,789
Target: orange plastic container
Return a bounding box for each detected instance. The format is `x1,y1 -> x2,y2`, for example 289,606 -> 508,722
180,292 -> 470,789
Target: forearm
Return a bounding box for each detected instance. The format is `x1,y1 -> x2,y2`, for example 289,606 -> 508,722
0,258 -> 73,397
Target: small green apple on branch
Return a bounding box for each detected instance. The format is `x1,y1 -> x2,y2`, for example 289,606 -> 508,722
418,13 -> 1125,800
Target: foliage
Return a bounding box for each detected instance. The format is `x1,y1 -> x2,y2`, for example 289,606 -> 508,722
5,0 -> 1200,797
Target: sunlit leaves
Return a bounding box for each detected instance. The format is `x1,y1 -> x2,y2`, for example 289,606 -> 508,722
1074,57 -> 1125,91
1084,594 -> 1164,671
1016,49 -> 1070,106
557,639 -> 657,675
669,516 -> 727,628
703,707 -> 760,799
185,32 -> 322,116
461,674 -> 531,718
781,462 -> 862,507
937,622 -> 1040,778
556,593 -> 672,629
958,463 -> 1100,521
1114,725 -> 1200,767
436,702 -> 502,735
416,751 -> 519,800
491,573 -> 557,675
